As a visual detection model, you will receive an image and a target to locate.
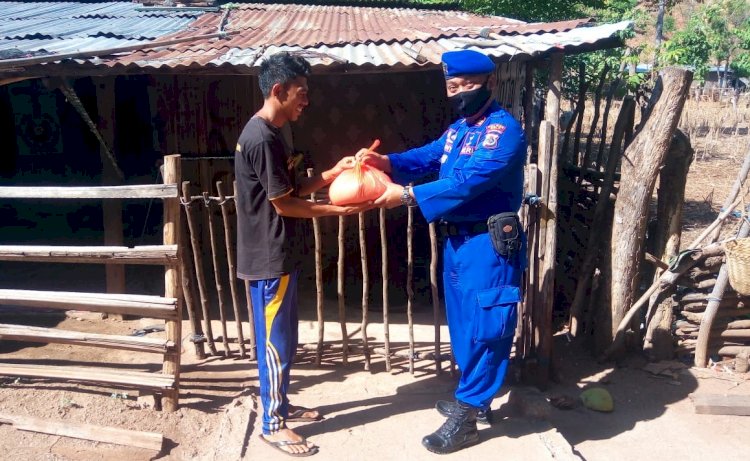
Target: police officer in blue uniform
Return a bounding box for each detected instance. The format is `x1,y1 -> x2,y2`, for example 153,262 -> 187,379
357,49 -> 527,454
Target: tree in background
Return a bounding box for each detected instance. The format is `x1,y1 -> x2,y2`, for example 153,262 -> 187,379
662,0 -> 750,84
461,0 -> 597,22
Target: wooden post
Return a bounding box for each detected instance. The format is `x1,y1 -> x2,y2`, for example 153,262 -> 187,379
95,78 -> 125,307
429,222 -> 442,374
338,216 -> 349,364
379,208 -> 391,372
358,212 -> 371,370
643,130 -> 693,347
406,193 -> 415,374
204,192 -> 231,357
520,163 -> 540,367
216,181 -> 246,358
306,169 -> 325,366
609,68 -> 693,345
162,154 -> 182,412
531,52 -> 563,386
181,182 -> 218,356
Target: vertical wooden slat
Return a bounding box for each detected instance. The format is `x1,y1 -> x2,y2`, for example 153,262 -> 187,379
379,208 -> 391,372
306,169 -> 325,366
406,193 -> 415,374
179,203 -> 206,360
216,181 -> 246,358
181,182 -> 218,356
162,154 -> 182,412
359,212 -> 371,370
204,192 -> 231,356
429,222 -> 442,375
338,216 -> 349,364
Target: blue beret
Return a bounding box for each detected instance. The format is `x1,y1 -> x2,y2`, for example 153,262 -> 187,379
441,50 -> 495,79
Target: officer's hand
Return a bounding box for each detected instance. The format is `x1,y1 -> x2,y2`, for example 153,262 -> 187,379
373,183 -> 404,209
355,149 -> 391,173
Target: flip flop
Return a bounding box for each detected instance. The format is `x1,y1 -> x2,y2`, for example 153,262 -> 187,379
287,405 -> 323,422
259,434 -> 319,457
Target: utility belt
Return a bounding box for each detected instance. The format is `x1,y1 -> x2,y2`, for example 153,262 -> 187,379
439,212 -> 522,257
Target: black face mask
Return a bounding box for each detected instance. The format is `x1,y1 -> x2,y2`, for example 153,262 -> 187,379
448,81 -> 491,118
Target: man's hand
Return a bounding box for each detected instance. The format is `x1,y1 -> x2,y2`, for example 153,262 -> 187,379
331,201 -> 373,215
355,149 -> 391,173
373,182 -> 404,209
330,156 -> 356,178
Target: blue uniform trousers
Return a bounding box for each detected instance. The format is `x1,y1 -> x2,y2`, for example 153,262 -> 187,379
443,232 -> 521,409
248,271 -> 299,434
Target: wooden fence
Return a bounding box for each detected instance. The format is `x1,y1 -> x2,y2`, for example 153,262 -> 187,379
178,172 -> 450,374
0,155 -> 183,411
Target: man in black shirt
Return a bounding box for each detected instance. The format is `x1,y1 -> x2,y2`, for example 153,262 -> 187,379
235,52 -> 368,457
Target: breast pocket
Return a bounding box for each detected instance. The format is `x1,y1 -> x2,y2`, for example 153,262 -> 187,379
474,286 -> 520,343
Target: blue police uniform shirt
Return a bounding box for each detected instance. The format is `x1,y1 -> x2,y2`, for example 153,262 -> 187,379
387,101 -> 526,224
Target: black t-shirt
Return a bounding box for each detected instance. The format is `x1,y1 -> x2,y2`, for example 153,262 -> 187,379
234,116 -> 305,280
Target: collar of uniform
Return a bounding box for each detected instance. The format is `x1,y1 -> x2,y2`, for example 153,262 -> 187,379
464,100 -> 502,128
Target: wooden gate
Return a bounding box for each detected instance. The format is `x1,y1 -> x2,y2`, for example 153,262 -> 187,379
0,155 -> 183,411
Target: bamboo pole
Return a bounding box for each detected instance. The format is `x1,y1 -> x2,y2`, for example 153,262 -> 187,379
379,208 -> 392,372
162,155 -> 182,412
204,192 -> 231,357
359,212 -> 371,370
181,182 -> 218,356
429,222 -> 442,374
406,193 -> 415,374
216,181 -> 246,358
306,169 -> 325,366
338,216 -> 349,364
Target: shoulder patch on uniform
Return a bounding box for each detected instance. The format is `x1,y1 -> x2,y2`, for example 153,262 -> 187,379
486,124 -> 506,132
482,132 -> 500,148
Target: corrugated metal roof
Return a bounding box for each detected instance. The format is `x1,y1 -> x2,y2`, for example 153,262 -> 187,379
1,2 -> 631,75
0,1 -> 205,57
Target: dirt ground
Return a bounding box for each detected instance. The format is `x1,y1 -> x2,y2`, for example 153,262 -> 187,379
2,100 -> 750,461
1,307 -> 749,461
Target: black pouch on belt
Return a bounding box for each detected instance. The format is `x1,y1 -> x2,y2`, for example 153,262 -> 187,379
487,212 -> 520,257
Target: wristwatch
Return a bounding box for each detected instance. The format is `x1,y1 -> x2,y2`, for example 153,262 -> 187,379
401,185 -> 416,207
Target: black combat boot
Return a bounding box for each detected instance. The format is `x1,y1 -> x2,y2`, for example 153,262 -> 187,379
435,399 -> 493,425
422,400 -> 480,454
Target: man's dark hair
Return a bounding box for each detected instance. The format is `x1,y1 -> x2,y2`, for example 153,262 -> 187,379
258,52 -> 311,99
